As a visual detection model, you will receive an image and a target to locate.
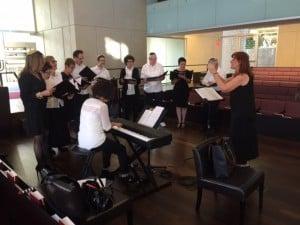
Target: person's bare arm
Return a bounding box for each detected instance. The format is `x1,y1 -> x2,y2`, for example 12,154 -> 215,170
213,73 -> 248,93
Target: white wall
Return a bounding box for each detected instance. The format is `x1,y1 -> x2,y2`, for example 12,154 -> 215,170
147,37 -> 185,67
34,0 -> 76,71
72,0 -> 147,73
185,32 -> 222,72
34,0 -> 147,74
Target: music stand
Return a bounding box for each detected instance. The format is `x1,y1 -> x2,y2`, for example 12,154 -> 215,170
136,106 -> 168,171
194,87 -> 223,137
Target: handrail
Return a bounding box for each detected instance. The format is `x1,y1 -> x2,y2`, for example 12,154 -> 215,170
0,72 -> 18,86
0,71 -> 18,80
106,63 -> 207,71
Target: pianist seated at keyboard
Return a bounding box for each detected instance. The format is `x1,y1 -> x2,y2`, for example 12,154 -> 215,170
78,80 -> 133,182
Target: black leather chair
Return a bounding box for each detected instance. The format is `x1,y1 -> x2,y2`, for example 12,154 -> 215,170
193,137 -> 265,225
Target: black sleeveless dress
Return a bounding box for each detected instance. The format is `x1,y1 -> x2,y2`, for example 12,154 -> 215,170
170,69 -> 193,107
18,73 -> 47,136
230,75 -> 258,163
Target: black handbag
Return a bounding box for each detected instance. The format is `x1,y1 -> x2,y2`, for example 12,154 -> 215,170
40,173 -> 86,222
81,179 -> 113,213
210,138 -> 236,179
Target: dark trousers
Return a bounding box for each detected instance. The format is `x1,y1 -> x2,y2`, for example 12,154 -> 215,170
94,138 -> 129,173
122,95 -> 139,121
145,91 -> 163,108
46,107 -> 70,148
73,94 -> 89,132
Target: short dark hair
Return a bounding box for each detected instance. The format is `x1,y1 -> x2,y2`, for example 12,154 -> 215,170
41,61 -> 52,73
92,79 -> 114,100
73,50 -> 83,58
178,57 -> 186,65
149,52 -> 156,56
65,58 -> 75,67
124,55 -> 135,64
97,55 -> 105,61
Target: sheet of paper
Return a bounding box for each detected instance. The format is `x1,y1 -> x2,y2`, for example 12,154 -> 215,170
137,109 -> 152,126
195,87 -> 223,101
77,178 -> 106,187
138,106 -> 164,128
59,217 -> 75,225
69,77 -> 82,90
52,214 -> 61,222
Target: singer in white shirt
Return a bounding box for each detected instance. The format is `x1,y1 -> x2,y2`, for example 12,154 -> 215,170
91,55 -> 111,81
141,52 -> 165,107
201,58 -> 225,133
202,58 -> 226,90
72,50 -> 90,132
44,56 -> 70,152
119,55 -> 141,121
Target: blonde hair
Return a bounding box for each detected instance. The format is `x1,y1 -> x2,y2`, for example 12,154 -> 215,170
208,58 -> 218,68
45,55 -> 55,64
20,51 -> 44,76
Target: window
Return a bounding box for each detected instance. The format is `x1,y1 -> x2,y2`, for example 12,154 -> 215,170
0,0 -> 35,32
221,27 -> 278,73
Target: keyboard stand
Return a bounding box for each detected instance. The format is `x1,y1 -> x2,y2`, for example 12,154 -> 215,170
112,135 -> 157,185
140,107 -> 168,173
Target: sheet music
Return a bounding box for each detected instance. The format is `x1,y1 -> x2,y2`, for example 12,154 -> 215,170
195,87 -> 223,101
59,217 -> 75,225
137,109 -> 152,126
112,126 -> 152,142
138,106 -> 164,128
69,77 -> 82,90
77,178 -> 106,187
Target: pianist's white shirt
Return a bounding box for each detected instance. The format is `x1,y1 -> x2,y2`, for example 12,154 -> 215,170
78,98 -> 112,150
141,63 -> 164,93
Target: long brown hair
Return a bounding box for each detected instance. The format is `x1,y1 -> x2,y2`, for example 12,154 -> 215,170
20,51 -> 44,77
231,51 -> 253,77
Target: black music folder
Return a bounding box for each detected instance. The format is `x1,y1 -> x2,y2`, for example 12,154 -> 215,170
53,80 -> 78,98
146,71 -> 168,81
79,66 -> 97,81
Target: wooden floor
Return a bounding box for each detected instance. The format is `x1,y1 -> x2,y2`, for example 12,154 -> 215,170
1,119 -> 300,225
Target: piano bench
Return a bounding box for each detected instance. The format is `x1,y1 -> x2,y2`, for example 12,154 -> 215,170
71,146 -> 103,179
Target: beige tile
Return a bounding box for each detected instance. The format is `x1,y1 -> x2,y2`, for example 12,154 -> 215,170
44,28 -> 65,70
63,25 -> 76,59
74,25 -> 97,67
73,0 -> 114,27
50,0 -> 70,28
34,0 -> 52,31
114,0 -> 146,31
